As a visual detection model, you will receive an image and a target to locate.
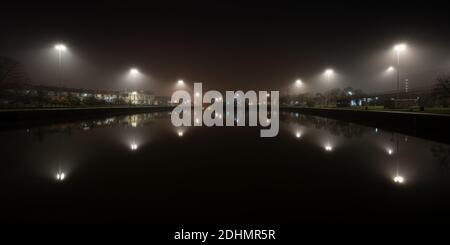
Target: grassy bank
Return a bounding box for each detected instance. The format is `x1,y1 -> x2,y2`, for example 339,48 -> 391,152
305,105 -> 450,115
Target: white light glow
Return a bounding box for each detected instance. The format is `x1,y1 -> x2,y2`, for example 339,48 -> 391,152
178,131 -> 184,137
325,144 -> 333,151
296,132 -> 301,138
394,44 -> 406,52
387,149 -> 393,155
130,143 -> 138,151
56,172 -> 65,181
387,66 -> 395,72
130,68 -> 139,75
295,79 -> 303,86
177,80 -> 184,85
54,44 -> 67,52
325,69 -> 334,76
393,175 -> 405,183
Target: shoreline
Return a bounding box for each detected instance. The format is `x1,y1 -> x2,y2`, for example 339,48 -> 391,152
0,106 -> 174,129
281,106 -> 450,144
1,106 -> 450,144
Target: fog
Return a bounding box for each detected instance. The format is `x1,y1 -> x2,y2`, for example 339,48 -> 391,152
1,2 -> 450,96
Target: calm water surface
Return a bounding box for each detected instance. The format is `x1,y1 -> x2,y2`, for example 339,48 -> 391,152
1,112 -> 450,223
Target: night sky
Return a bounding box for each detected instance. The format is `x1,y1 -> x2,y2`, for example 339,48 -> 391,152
1,1 -> 450,94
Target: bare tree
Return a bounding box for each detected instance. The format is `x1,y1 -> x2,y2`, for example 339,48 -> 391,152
433,74 -> 450,107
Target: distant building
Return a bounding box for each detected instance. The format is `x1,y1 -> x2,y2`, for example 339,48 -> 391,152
152,96 -> 172,106
0,83 -> 164,107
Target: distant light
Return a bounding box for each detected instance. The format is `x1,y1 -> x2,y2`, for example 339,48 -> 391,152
394,175 -> 405,183
178,131 -> 184,137
130,68 -> 139,75
394,44 -> 406,52
177,80 -> 184,85
295,79 -> 303,86
325,144 -> 333,152
132,91 -> 137,95
130,143 -> 138,151
347,91 -> 353,96
54,44 -> 67,52
56,172 -> 65,181
325,69 -> 334,75
296,132 -> 301,138
387,149 -> 393,155
387,66 -> 395,72
375,128 -> 378,133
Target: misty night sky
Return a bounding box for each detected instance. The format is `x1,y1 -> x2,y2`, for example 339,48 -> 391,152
1,1 -> 450,95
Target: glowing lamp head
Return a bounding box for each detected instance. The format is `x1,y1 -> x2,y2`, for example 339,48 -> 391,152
295,79 -> 303,86
54,44 -> 67,52
130,68 -> 139,75
325,69 -> 334,76
394,44 -> 406,52
325,144 -> 333,152
394,175 -> 404,183
388,149 -> 393,155
177,80 -> 184,85
178,131 -> 184,137
296,132 -> 301,138
387,66 -> 395,72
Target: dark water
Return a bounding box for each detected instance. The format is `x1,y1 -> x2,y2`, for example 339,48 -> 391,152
1,111 -> 450,223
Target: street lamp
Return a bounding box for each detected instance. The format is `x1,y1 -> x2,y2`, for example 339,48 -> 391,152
325,69 -> 334,80
177,79 -> 184,85
394,44 -> 406,99
54,43 -> 67,91
129,68 -> 140,76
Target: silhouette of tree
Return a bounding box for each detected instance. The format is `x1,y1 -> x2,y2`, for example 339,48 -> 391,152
433,74 -> 450,107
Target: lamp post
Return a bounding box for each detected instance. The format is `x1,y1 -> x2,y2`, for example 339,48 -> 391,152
324,69 -> 334,106
128,68 -> 141,105
54,44 -> 67,94
394,44 -> 406,99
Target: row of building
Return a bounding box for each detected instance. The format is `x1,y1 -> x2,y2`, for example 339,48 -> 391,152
0,83 -> 172,106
